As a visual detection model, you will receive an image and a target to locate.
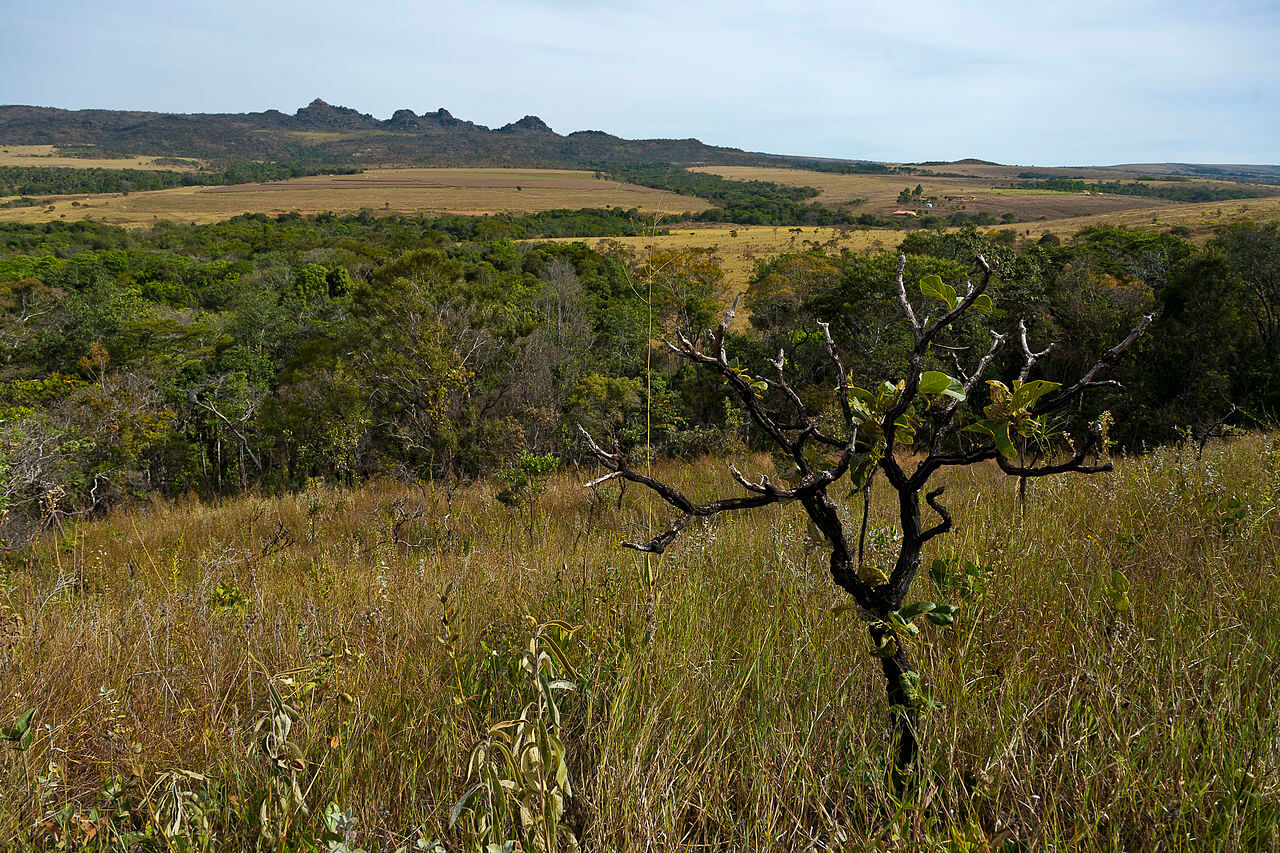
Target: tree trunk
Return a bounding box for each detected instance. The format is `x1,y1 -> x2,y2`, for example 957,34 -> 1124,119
871,623 -> 920,790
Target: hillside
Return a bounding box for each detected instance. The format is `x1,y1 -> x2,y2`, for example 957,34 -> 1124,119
0,99 -> 776,167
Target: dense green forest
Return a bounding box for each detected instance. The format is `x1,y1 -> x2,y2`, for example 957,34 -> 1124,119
1014,177 -> 1274,202
0,160 -> 363,202
1,211 -> 1277,550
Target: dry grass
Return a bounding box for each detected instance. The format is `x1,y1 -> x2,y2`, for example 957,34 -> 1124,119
536,225 -> 893,300
1,436 -> 1277,850
0,145 -> 204,171
1004,195 -> 1280,240
0,168 -> 711,228
692,165 -> 1174,221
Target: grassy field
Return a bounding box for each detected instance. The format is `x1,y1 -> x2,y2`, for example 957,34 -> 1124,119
1,436 -> 1277,850
692,165 -> 1176,221
538,224 -> 894,297
1008,194 -> 1280,239
0,168 -> 710,227
0,144 -> 204,171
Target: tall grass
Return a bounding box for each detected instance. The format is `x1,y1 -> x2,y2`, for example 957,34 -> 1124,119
1,436 -> 1277,850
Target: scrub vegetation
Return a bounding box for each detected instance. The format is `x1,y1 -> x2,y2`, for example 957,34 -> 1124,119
0,172 -> 1278,850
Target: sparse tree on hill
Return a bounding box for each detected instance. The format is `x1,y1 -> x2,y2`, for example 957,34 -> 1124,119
579,253 -> 1151,784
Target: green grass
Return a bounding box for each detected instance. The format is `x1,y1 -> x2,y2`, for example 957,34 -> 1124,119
1,436 -> 1278,850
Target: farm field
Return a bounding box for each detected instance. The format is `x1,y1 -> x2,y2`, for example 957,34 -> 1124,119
0,167 -> 711,227
1,437 -> 1276,849
1009,193 -> 1280,237
0,144 -> 203,170
692,165 -> 1177,220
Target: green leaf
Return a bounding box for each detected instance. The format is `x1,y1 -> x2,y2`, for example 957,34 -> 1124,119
847,384 -> 874,404
925,612 -> 955,626
986,380 -> 1012,400
449,783 -> 484,827
1012,379 -> 1061,411
929,558 -> 949,589
991,422 -> 1017,459
1110,570 -> 1129,594
918,371 -> 952,395
919,274 -> 945,299
974,293 -> 995,312
919,274 -> 958,310
918,371 -> 967,401
14,709 -> 35,733
870,636 -> 898,658
899,601 -> 936,620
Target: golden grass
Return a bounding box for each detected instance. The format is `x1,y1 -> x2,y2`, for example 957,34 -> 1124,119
536,225 -> 892,296
0,144 -> 204,171
1007,195 -> 1280,238
692,165 -> 1173,221
0,168 -> 711,228
1,436 -> 1277,849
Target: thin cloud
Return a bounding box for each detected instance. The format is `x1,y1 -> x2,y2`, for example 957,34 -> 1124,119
0,0 -> 1275,164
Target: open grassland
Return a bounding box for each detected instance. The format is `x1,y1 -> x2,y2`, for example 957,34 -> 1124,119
905,162 -> 1167,181
692,165 -> 1176,220
1,436 -> 1277,850
1007,194 -> 1280,239
0,168 -> 710,227
0,145 -> 204,171
538,225 -> 895,294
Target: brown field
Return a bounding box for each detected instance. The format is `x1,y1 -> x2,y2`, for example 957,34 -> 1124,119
0,168 -> 711,227
535,225 -> 894,329
692,165 -> 1175,220
0,144 -> 204,170
1006,194 -> 1280,239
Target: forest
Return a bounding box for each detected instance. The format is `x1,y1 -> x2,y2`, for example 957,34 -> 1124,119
0,161 -> 363,203
1,211 -> 1276,551
1013,177 -> 1274,203
0,195 -> 1277,850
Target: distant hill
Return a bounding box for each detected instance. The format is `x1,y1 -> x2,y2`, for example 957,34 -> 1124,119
0,99 -> 786,168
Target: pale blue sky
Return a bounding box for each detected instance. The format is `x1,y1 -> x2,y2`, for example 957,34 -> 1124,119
2,0 -> 1277,165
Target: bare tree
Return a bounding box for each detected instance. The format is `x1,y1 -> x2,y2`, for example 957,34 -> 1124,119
579,253 -> 1152,783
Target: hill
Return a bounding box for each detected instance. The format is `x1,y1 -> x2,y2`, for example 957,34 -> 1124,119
0,99 -> 776,168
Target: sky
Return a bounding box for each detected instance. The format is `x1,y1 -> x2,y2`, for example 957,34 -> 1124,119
2,0 -> 1278,165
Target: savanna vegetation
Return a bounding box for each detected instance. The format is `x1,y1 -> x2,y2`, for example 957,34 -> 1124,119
2,434 -> 1277,850
1012,178 -> 1274,204
0,162 -> 363,203
1,204 -> 1278,850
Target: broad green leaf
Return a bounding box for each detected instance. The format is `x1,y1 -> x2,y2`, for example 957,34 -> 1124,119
1110,570 -> 1129,594
916,370 -> 967,401
940,281 -> 958,309
14,709 -> 34,733
918,371 -> 952,395
991,422 -> 1017,459
1012,379 -> 1061,411
900,601 -> 936,620
926,611 -> 955,626
974,293 -> 995,312
919,274 -> 958,309
965,419 -> 998,437
929,558 -> 949,589
919,274 -> 945,299
847,384 -> 874,403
